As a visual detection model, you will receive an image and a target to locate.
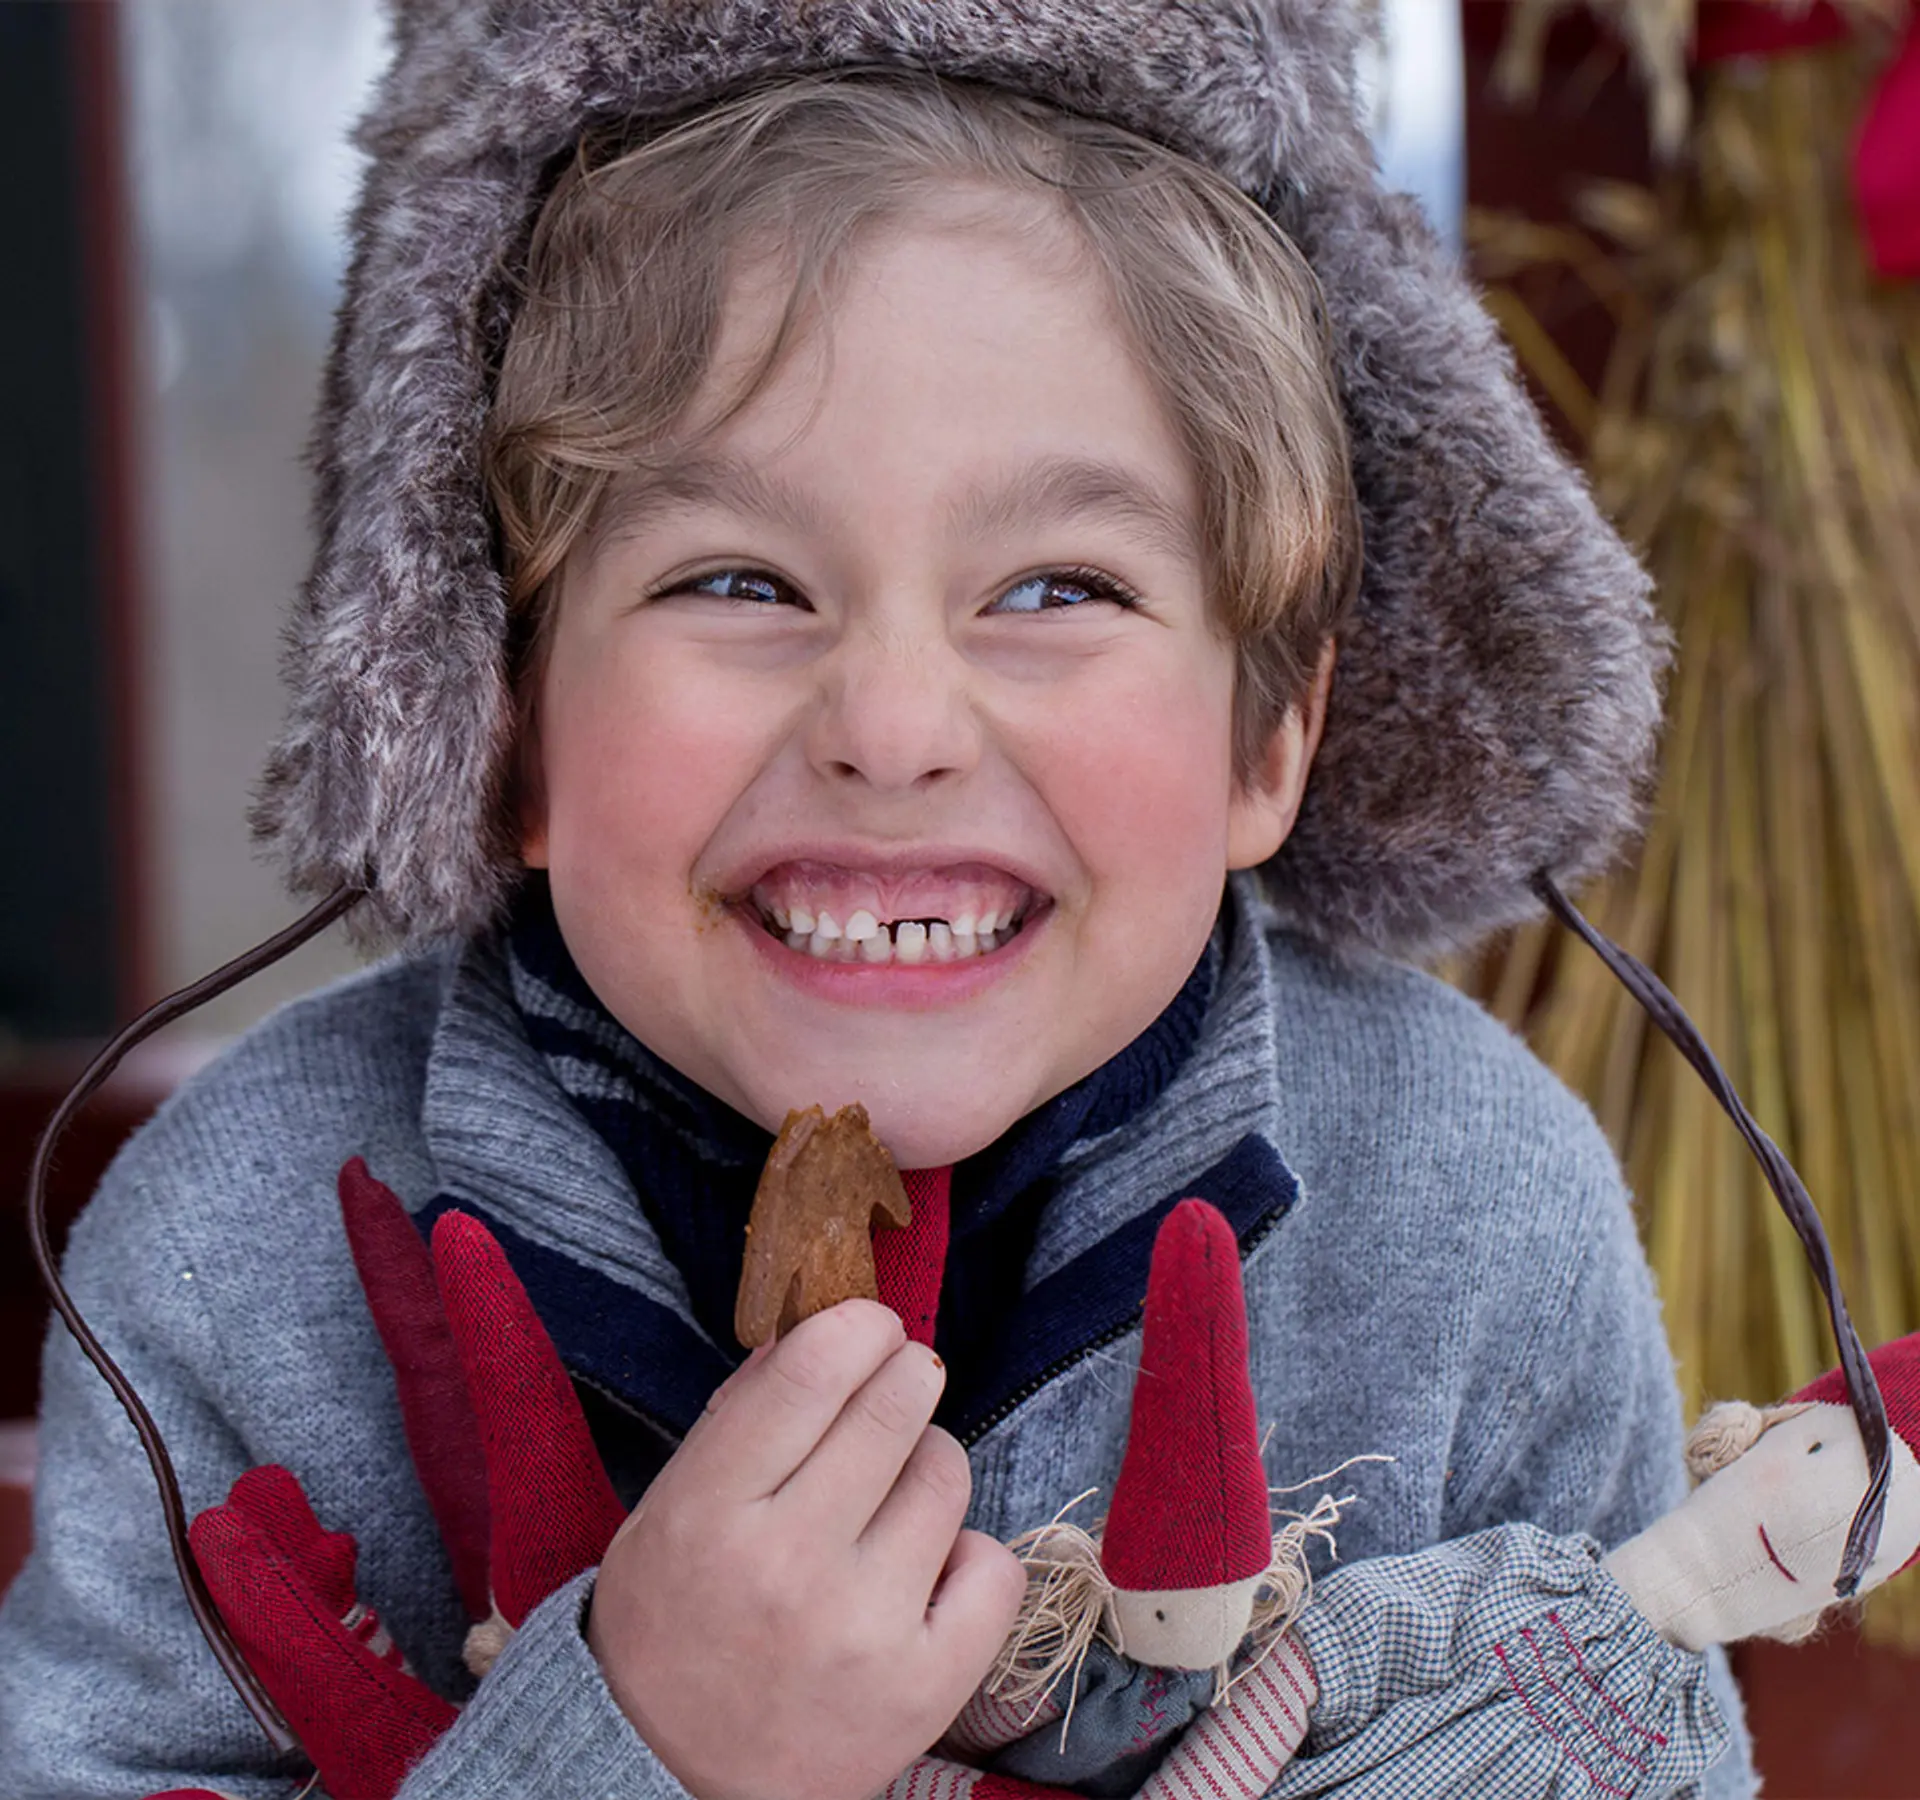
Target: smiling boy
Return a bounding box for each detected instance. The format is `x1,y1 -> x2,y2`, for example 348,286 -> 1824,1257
0,9 -> 1759,1799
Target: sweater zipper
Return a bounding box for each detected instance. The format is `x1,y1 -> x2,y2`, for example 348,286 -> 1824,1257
958,1314 -> 1144,1446
956,1199 -> 1291,1447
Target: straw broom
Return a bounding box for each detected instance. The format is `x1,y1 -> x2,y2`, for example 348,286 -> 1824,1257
1466,23 -> 1920,1648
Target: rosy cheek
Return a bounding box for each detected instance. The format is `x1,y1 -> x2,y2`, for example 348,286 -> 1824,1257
545,655 -> 744,848
1053,673 -> 1235,876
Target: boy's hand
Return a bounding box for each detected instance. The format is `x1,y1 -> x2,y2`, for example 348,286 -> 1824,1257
586,1300 -> 1027,1800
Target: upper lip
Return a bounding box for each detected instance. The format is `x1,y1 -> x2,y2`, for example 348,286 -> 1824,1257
711,842 -> 1058,905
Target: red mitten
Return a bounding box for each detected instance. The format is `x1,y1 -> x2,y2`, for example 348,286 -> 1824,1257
337,1158 -> 491,1624
172,1165 -> 632,1800
187,1466 -> 457,1800
430,1208 -> 626,1658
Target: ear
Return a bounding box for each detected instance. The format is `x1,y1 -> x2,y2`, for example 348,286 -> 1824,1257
1225,641 -> 1335,870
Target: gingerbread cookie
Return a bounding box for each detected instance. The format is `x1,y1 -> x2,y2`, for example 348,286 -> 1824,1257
734,1103 -> 913,1348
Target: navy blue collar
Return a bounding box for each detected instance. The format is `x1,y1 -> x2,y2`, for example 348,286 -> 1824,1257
503,875 -> 1221,1408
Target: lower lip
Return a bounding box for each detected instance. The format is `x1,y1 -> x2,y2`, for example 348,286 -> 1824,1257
732,903 -> 1048,1006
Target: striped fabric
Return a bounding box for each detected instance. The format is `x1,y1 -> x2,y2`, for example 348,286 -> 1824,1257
1138,1636 -> 1318,1800
944,1681 -> 1065,1759
880,1756 -> 989,1800
1268,1526 -> 1731,1797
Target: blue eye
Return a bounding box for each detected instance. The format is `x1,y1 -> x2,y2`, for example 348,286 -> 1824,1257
676,569 -> 802,607
992,569 -> 1140,614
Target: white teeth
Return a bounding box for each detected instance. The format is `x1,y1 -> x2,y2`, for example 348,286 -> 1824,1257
778,918 -> 1021,962
768,901 -> 1031,963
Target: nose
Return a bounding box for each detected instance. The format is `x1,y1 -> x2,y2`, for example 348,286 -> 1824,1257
805,617 -> 982,794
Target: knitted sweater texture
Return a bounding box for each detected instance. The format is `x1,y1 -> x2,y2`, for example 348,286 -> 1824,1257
0,877 -> 1754,1796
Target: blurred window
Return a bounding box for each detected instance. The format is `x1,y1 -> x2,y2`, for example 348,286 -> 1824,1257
124,0 -> 387,1032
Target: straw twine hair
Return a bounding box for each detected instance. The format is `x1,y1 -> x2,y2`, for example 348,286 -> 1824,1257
988,1488 -> 1348,1727
483,76 -> 1361,780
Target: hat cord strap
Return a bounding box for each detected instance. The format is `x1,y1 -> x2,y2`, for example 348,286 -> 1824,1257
26,883 -> 366,1755
1534,869 -> 1891,1596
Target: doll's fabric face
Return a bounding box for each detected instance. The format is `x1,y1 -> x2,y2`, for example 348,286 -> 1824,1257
1662,1401 -> 1920,1646
519,195 -> 1314,1167
1731,1403 -> 1920,1592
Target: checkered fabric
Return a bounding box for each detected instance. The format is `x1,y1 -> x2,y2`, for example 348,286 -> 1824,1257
1270,1525 -> 1731,1798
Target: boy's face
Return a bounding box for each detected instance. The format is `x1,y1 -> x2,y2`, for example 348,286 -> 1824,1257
522,197 -> 1318,1167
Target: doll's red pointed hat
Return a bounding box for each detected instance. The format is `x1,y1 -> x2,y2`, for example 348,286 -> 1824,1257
1101,1199 -> 1271,1593
1794,1329 -> 1920,1436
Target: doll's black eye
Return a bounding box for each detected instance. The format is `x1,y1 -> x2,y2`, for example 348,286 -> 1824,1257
1155,1609 -> 1167,1622
1808,1440 -> 1823,1454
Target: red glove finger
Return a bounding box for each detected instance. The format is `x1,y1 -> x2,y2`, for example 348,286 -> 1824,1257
431,1211 -> 627,1631
340,1158 -> 492,1623
192,1470 -> 457,1800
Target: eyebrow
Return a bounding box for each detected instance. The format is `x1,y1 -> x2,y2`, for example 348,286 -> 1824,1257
592,456 -> 830,547
946,454 -> 1200,565
592,450 -> 1199,564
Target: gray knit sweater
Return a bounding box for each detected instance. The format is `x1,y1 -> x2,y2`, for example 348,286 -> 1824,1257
0,877 -> 1755,1796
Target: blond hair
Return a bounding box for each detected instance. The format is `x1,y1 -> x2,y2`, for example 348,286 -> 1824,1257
485,73 -> 1361,771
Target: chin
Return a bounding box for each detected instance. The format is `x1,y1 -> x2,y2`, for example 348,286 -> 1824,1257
744,1076 -> 1026,1172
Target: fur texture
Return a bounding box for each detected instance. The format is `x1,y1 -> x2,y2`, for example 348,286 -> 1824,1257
254,0 -> 1666,957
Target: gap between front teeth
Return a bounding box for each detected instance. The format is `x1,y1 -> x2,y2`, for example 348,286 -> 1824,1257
777,906 -> 1015,964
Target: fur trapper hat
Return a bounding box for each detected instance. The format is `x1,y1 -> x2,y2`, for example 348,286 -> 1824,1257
255,0 -> 1665,958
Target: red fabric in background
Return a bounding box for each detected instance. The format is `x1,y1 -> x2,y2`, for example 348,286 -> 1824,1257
339,1160 -> 492,1623
1858,16 -> 1920,277
1692,0 -> 1851,63
431,1212 -> 626,1626
1692,0 -> 1920,280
